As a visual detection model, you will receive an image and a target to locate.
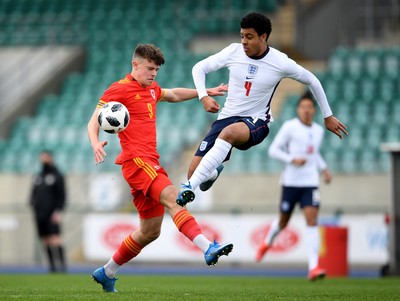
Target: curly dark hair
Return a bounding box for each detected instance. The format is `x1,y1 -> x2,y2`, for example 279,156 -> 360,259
240,12 -> 272,39
133,44 -> 165,66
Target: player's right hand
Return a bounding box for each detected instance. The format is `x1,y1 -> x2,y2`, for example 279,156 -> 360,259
292,158 -> 307,166
324,115 -> 348,139
200,96 -> 220,113
92,140 -> 108,164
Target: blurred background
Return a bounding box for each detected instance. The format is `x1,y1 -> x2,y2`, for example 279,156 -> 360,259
0,0 -> 399,275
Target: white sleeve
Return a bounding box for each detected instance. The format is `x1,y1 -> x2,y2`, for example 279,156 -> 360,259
283,59 -> 333,118
268,123 -> 293,164
192,44 -> 233,100
316,152 -> 328,171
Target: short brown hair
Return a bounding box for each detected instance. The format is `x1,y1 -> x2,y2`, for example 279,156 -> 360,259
132,44 -> 165,66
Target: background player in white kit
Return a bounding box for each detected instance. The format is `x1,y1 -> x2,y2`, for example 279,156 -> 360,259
255,92 -> 332,281
176,12 -> 347,206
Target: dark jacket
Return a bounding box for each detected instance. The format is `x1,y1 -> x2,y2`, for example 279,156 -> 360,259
30,164 -> 66,221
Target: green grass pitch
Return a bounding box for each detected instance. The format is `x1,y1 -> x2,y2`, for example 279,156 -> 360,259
0,274 -> 399,300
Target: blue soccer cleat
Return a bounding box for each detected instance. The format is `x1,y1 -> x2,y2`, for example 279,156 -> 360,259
176,182 -> 195,207
204,240 -> 234,266
92,267 -> 118,292
200,164 -> 224,192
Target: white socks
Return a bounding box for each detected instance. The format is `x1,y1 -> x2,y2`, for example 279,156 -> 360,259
104,258 -> 121,279
306,225 -> 320,271
187,138 -> 232,190
193,234 -> 212,253
264,218 -> 281,246
264,220 -> 320,271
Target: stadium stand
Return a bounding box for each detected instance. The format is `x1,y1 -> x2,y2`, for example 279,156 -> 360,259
0,0 -> 397,175
0,0 -> 281,174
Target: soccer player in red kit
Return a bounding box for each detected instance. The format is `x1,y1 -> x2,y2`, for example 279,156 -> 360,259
87,44 -> 233,293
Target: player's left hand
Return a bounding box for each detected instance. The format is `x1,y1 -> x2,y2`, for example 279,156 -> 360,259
92,140 -> 108,164
207,83 -> 228,96
201,96 -> 220,113
323,169 -> 332,184
51,210 -> 62,224
324,115 -> 348,139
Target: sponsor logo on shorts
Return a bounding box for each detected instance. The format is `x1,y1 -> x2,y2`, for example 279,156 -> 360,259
199,141 -> 208,151
281,201 -> 290,212
245,117 -> 258,126
312,189 -> 321,206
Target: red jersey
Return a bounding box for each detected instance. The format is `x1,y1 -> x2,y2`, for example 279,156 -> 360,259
97,74 -> 166,164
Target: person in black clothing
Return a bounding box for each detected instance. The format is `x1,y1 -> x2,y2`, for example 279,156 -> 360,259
30,150 -> 67,273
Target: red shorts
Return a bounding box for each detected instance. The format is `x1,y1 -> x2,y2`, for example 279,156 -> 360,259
121,157 -> 172,219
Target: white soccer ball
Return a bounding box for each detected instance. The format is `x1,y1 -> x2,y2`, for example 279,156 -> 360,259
97,101 -> 130,134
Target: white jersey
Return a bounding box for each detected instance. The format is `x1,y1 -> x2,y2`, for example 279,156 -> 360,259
192,43 -> 332,121
268,118 -> 327,187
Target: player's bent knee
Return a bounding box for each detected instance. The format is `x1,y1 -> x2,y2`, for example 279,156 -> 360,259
160,186 -> 178,207
142,228 -> 161,242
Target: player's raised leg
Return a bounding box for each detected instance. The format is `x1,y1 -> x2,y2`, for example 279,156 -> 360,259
200,164 -> 224,192
177,138 -> 232,206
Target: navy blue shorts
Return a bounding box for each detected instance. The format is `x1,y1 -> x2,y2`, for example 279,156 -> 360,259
195,116 -> 270,160
35,218 -> 61,238
279,186 -> 320,214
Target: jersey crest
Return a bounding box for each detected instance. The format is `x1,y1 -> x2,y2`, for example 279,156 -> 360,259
248,64 -> 258,75
150,89 -> 156,100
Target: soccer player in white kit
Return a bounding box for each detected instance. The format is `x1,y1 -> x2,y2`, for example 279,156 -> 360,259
176,12 -> 347,206
255,92 -> 332,281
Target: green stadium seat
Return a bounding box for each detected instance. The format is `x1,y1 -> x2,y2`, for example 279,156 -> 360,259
370,103 -> 388,126
358,149 -> 378,173
383,51 -> 399,79
385,127 -> 400,142
342,80 -> 358,103
346,49 -> 365,80
328,47 -> 347,79
364,51 -> 382,79
352,103 -> 369,127
377,78 -> 396,103
359,78 -> 378,104
346,125 -> 364,151
340,150 -> 359,173
376,151 -> 390,172
365,127 -> 383,149
4,2 -> 392,175
321,149 -> 338,170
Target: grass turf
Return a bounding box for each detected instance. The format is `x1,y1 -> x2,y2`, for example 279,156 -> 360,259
0,274 -> 399,300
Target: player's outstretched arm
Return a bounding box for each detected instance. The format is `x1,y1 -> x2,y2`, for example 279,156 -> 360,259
87,108 -> 108,164
206,83 -> 228,96
324,115 -> 348,139
161,84 -> 228,104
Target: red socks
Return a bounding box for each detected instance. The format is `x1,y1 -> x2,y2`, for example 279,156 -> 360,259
112,235 -> 143,265
173,209 -> 202,241
112,210 -> 201,265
